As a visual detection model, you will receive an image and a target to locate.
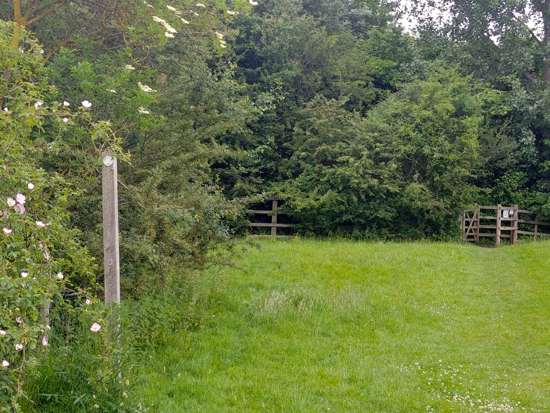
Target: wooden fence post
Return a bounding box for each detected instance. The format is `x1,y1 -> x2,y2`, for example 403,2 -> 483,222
511,205 -> 518,244
495,204 -> 501,246
475,208 -> 480,243
102,153 -> 120,304
271,199 -> 278,237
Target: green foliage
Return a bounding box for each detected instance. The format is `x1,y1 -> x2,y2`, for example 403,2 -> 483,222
23,265 -> 221,412
279,66 -> 483,238
0,21 -> 101,410
409,0 -> 550,220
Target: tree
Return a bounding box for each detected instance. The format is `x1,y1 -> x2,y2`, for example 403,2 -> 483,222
407,0 -> 550,214
279,66 -> 484,237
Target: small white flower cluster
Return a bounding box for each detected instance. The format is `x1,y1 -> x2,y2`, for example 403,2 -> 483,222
152,15 -> 177,38
138,82 -> 156,93
215,31 -> 227,48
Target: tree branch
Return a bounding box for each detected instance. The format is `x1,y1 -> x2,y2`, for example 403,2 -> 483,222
480,33 -> 502,54
27,3 -> 66,26
529,28 -> 544,46
521,69 -> 537,83
24,0 -> 66,21
13,0 -> 23,22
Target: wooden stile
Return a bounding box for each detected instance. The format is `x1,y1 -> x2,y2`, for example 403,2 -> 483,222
461,205 -> 550,245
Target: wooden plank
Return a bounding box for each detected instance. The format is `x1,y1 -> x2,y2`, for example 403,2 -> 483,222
518,209 -> 535,214
479,225 -> 497,229
479,216 -> 497,220
102,154 -> 120,304
479,206 -> 498,210
517,230 -> 550,237
248,210 -> 273,214
517,219 -> 550,226
249,235 -> 293,239
250,223 -> 297,228
479,232 -> 511,239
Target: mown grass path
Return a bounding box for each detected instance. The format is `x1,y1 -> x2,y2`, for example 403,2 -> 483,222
134,240 -> 550,412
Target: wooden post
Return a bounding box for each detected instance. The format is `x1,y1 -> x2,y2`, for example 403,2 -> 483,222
496,204 -> 501,246
511,205 -> 518,244
102,153 -> 120,304
535,223 -> 539,240
271,199 -> 278,237
475,208 -> 480,243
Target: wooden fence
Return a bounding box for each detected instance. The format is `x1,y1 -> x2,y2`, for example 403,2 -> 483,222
461,205 -> 550,245
249,197 -> 296,237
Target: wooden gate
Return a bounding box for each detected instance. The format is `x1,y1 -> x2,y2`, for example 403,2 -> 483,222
461,209 -> 479,243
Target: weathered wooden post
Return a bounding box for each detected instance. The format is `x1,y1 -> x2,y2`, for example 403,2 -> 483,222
511,205 -> 518,244
102,153 -> 120,304
271,198 -> 278,237
495,204 -> 502,246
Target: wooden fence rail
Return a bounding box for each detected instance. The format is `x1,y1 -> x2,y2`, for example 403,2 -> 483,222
461,205 -> 550,245
249,197 -> 296,238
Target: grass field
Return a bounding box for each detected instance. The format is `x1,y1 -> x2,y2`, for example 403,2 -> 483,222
132,239 -> 550,412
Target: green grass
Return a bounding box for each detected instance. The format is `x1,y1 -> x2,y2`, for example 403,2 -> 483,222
132,239 -> 550,412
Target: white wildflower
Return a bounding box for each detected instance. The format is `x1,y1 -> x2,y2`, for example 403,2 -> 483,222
196,3 -> 206,7
107,89 -> 117,93
181,18 -> 190,24
215,31 -> 224,39
125,64 -> 135,70
227,10 -> 236,15
249,0 -> 258,5
167,5 -> 177,11
137,82 -> 155,93
163,22 -> 177,33
138,107 -> 150,114
165,32 -> 175,38
152,16 -> 166,23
